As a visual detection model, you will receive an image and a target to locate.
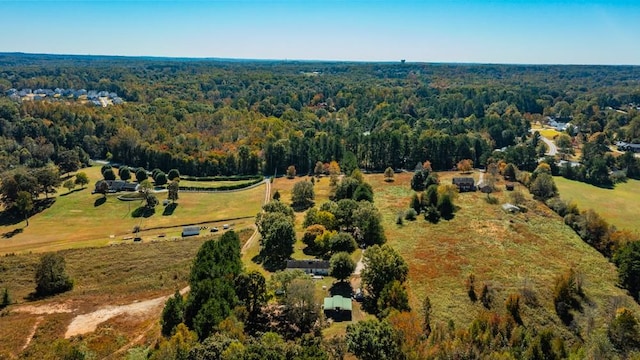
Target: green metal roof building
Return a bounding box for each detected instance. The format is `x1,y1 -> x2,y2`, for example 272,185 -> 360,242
323,295 -> 352,321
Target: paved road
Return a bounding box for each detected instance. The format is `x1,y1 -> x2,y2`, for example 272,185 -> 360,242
540,136 -> 558,156
529,130 -> 558,156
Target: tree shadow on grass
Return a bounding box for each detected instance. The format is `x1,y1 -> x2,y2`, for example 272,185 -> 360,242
2,228 -> 23,239
0,198 -> 55,227
59,188 -> 86,197
292,202 -> 314,213
94,197 -> 106,207
132,206 -> 155,218
162,203 -> 178,216
329,281 -> 353,297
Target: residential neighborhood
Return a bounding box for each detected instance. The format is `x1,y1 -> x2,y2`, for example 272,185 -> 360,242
4,88 -> 124,107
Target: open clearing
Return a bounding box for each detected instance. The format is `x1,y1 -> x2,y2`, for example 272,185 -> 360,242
369,172 -> 639,341
0,230 -> 253,358
0,166 -> 265,255
555,176 -> 640,231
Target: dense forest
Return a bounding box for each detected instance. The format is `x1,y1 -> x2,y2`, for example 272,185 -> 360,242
1,53 -> 639,180
2,54 -> 640,359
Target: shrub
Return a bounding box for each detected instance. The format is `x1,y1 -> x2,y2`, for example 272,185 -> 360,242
484,194 -> 499,204
424,205 -> 440,223
505,293 -> 522,324
35,253 -> 74,297
0,288 -> 10,309
553,268 -> 583,325
466,274 -> 477,302
404,208 -> 417,221
480,283 -> 493,309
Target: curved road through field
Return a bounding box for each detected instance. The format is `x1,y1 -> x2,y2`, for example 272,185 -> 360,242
529,129 -> 558,156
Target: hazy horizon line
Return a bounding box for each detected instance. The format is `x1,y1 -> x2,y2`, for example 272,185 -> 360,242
2,51 -> 639,67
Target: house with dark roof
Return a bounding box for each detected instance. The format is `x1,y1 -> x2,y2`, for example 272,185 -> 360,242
286,259 -> 330,275
323,295 -> 352,321
452,177 -> 476,192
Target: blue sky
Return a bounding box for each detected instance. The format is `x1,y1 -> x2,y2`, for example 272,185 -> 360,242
1,0 -> 639,64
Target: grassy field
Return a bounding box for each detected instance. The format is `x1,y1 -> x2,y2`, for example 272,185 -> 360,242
369,172 -> 640,343
0,166 -> 265,255
531,125 -> 562,140
555,176 -> 640,231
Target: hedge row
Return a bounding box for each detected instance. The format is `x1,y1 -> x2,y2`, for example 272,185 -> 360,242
179,177 -> 264,191
179,174 -> 263,182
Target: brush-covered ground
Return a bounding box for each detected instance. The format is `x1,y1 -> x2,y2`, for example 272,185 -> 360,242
371,172 -> 640,348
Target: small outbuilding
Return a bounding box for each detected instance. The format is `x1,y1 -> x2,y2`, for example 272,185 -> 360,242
452,177 -> 476,192
286,259 -> 330,275
502,203 -> 520,213
323,295 -> 352,321
182,226 -> 200,237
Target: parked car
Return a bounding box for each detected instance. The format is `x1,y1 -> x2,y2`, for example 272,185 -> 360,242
210,227 -> 219,232
223,224 -> 230,230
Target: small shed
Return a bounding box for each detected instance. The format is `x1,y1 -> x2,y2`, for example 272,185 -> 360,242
182,226 -> 200,237
453,177 -> 476,192
323,295 -> 352,321
502,203 -> 520,213
286,259 -> 330,275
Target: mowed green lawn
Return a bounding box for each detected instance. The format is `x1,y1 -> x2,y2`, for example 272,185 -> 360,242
555,177 -> 640,231
0,166 -> 265,255
368,172 -> 639,337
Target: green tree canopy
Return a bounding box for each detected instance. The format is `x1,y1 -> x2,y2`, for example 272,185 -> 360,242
329,252 -> 356,281
291,180 -> 315,210
74,172 -> 90,188
353,202 -> 386,247
35,253 -> 74,297
135,168 -> 148,182
15,190 -> 33,226
161,290 -> 185,337
346,319 -> 402,360
119,166 -> 131,181
168,169 -> 180,181
361,245 -> 408,302
614,241 -> 640,302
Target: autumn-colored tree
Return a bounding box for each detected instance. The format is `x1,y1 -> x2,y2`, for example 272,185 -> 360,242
388,310 -> 429,358
329,161 -> 341,176
286,165 -> 296,179
384,167 -> 394,182
457,159 -> 473,173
